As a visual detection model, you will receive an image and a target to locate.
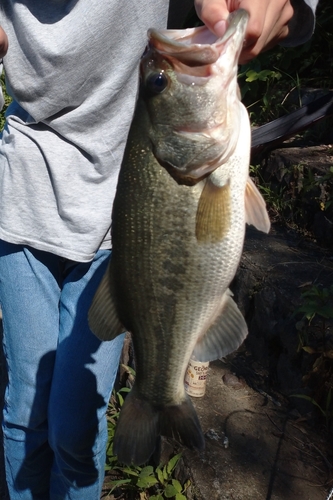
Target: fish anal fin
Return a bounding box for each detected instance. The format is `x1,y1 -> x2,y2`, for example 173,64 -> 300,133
192,289 -> 248,362
88,264 -> 124,341
245,177 -> 270,233
196,177 -> 231,243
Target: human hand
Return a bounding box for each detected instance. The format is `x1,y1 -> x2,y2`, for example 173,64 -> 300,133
0,26 -> 8,58
194,0 -> 294,63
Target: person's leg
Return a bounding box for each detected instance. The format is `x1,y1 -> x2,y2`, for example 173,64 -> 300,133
48,250 -> 124,500
0,241 -> 62,500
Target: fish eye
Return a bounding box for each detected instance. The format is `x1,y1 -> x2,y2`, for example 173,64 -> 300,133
145,72 -> 168,94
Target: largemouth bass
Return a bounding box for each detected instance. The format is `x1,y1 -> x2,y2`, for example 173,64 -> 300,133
89,9 -> 270,466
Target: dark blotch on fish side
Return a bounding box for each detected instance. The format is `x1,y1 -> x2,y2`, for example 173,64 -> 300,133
162,259 -> 186,276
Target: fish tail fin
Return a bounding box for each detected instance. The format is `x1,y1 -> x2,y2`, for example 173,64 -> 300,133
113,388 -> 204,466
161,396 -> 205,452
113,387 -> 160,466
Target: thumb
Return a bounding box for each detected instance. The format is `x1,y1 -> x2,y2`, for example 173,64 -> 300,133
195,0 -> 230,37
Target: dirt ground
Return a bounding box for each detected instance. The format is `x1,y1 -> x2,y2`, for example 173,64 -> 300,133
181,359 -> 331,500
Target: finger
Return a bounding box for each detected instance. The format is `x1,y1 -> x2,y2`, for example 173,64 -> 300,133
239,0 -> 293,63
0,27 -> 8,58
239,0 -> 267,48
195,0 -> 232,36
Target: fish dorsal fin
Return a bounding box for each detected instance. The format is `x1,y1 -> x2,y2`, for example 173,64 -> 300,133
245,177 -> 270,233
192,289 -> 248,362
88,263 -> 124,341
196,177 -> 231,243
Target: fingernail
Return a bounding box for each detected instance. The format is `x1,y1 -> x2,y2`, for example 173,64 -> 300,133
213,20 -> 227,38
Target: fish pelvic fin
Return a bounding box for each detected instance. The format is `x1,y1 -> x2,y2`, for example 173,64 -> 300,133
196,177 -> 231,243
245,176 -> 271,233
88,263 -> 124,341
192,289 -> 248,362
113,388 -> 204,466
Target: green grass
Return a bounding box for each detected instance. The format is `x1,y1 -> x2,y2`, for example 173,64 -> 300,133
0,71 -> 11,131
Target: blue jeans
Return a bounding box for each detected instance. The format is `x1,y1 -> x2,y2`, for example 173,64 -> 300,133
0,241 -> 124,499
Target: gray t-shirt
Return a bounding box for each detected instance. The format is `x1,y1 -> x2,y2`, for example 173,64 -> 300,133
0,0 -> 317,262
0,0 -> 169,262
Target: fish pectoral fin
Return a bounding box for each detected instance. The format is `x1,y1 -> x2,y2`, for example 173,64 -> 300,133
88,264 -> 124,341
196,177 -> 231,243
192,289 -> 248,362
245,176 -> 271,233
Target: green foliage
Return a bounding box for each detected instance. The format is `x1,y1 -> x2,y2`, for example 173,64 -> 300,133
295,284 -> 333,353
105,454 -> 189,500
296,285 -> 333,324
238,64 -> 284,122
298,164 -> 333,213
291,392 -> 333,428
103,379 -> 190,499
249,164 -> 293,222
292,285 -> 333,429
0,70 -> 11,131
104,386 -> 131,473
152,454 -> 189,500
250,158 -> 333,236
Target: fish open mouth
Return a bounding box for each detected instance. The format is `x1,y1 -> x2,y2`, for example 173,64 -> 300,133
140,9 -> 248,182
147,9 -> 249,67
